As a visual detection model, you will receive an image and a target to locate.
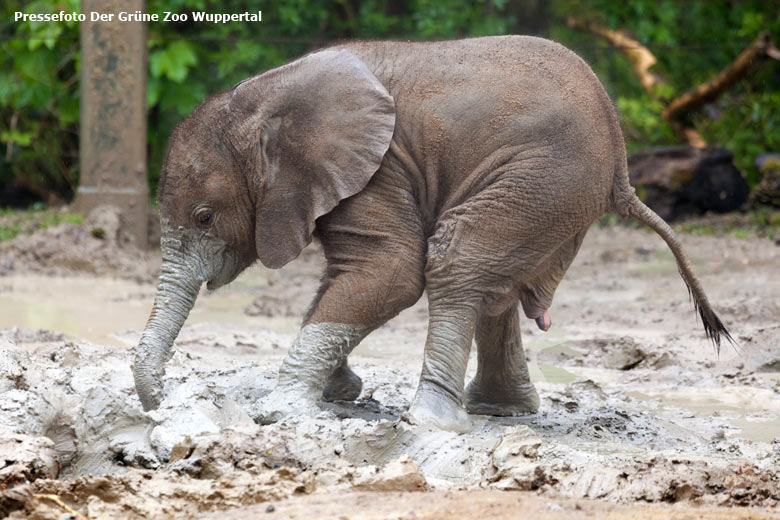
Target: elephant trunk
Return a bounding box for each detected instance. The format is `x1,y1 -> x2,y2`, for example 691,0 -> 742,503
133,234 -> 206,411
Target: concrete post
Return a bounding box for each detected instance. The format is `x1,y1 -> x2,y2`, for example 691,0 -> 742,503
77,0 -> 149,249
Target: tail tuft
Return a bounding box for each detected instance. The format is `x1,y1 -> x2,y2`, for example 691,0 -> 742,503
624,196 -> 738,355
686,273 -> 737,354
700,307 -> 736,354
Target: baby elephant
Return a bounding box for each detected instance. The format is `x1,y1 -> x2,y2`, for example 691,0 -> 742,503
133,35 -> 732,431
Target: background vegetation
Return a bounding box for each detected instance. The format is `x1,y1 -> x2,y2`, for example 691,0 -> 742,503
1,0 -> 778,204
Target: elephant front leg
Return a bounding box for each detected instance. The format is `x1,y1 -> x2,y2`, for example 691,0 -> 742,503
466,302 -> 539,416
257,323 -> 366,423
258,170 -> 426,423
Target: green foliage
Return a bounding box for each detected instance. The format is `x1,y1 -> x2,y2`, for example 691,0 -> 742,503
599,206 -> 780,241
410,0 -> 515,38
0,205 -> 83,241
0,0 -> 778,205
552,1 -> 780,187
597,213 -> 640,229
694,91 -> 780,186
615,96 -> 676,153
0,0 -> 81,201
672,206 -> 780,241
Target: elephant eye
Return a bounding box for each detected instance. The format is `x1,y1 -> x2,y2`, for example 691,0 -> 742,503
197,211 -> 213,227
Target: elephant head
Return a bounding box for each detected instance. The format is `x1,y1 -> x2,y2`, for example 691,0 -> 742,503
133,50 -> 396,411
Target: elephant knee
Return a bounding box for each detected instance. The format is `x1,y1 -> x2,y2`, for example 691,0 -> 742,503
392,277 -> 425,310
366,275 -> 423,325
307,257 -> 424,326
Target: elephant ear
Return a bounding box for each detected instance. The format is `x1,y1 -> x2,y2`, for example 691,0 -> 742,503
229,49 -> 395,269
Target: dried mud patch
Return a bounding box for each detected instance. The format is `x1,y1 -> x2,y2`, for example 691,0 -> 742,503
2,327 -> 780,518
5,465 -> 314,519
0,205 -> 160,282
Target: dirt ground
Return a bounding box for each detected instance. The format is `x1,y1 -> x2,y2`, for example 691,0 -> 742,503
1,215 -> 779,519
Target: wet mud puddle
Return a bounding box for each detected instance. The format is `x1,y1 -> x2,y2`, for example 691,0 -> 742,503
0,268 -> 292,346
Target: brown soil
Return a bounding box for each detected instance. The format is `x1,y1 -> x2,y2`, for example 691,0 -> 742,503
0,223 -> 779,519
0,205 -> 160,283
215,491 -> 780,520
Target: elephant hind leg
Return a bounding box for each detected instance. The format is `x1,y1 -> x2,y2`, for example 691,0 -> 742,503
407,288 -> 480,432
409,175 -> 591,429
464,232 -> 589,416
466,301 -> 539,416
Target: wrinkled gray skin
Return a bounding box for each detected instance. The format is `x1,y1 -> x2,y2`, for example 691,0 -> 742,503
134,36 -> 732,431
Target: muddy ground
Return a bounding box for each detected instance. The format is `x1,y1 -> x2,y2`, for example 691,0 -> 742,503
0,215 -> 779,519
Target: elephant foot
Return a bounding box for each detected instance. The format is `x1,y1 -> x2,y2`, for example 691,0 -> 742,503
405,384 -> 472,433
322,363 -> 363,402
465,380 -> 540,416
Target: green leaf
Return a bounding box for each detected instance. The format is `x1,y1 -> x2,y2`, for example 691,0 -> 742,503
149,41 -> 198,82
147,76 -> 162,108
1,129 -> 36,147
58,95 -> 80,126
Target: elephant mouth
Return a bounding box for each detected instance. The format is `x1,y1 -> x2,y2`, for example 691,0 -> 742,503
205,252 -> 242,291
206,273 -> 234,291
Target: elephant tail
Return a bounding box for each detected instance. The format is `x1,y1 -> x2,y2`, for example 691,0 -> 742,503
620,193 -> 736,354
